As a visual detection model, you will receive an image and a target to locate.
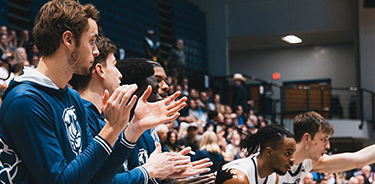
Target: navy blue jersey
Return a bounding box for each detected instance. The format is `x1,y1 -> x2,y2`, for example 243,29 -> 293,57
126,129 -> 161,184
0,69 -> 132,184
83,99 -> 148,184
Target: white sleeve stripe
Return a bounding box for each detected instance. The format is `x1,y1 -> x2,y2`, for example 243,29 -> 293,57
137,166 -> 149,184
94,136 -> 112,154
120,131 -> 136,149
150,178 -> 159,184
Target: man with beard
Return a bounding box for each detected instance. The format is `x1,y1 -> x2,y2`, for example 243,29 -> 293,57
147,60 -> 169,98
218,124 -> 296,184
0,0 -> 170,183
277,111 -> 375,184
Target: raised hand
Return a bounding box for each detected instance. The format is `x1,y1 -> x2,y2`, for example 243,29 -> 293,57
126,86 -> 187,141
99,84 -> 138,146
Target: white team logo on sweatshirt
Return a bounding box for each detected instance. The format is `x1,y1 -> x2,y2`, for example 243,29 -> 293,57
138,148 -> 149,165
62,106 -> 82,156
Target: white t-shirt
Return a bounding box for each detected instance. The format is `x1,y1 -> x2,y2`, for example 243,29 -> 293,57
223,156 -> 277,184
278,159 -> 313,184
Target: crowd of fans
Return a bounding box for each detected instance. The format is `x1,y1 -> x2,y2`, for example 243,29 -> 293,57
0,25 -> 39,102
2,19 -> 375,184
0,25 -> 39,68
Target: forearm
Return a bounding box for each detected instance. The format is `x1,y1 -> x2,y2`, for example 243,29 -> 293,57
124,119 -> 146,143
313,145 -> 375,173
110,166 -> 148,184
99,121 -> 124,147
93,132 -> 137,184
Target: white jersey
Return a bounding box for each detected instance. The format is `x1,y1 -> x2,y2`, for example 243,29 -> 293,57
278,159 -> 313,184
223,156 -> 277,184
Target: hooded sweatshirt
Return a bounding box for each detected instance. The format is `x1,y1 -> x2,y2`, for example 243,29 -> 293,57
0,69 -> 135,184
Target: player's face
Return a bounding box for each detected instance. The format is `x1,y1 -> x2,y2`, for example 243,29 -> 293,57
270,137 -> 296,175
308,131 -> 330,161
153,66 -> 169,98
102,53 -> 122,95
146,75 -> 162,102
71,18 -> 99,75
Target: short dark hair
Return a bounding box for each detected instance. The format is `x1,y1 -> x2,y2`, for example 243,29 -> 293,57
118,58 -> 154,86
33,0 -> 99,56
293,111 -> 334,143
240,124 -> 294,157
69,36 -> 117,91
147,60 -> 162,68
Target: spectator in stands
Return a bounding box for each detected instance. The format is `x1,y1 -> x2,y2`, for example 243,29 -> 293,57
225,130 -> 242,161
247,113 -> 258,127
28,44 -> 39,67
233,105 -> 245,126
361,165 -> 374,184
302,173 -> 314,184
178,122 -> 200,152
143,29 -> 159,62
181,98 -> 207,126
197,90 -> 206,111
30,55 -> 39,68
232,73 -> 250,112
317,177 -> 329,184
0,49 -> 13,105
156,124 -> 169,148
167,39 -> 185,83
0,49 -> 15,86
205,110 -> 218,132
0,25 -> 7,36
214,93 -> 225,114
0,33 -> 9,55
13,47 -> 29,69
18,29 -> 31,49
192,131 -> 225,174
164,130 -> 180,152
189,87 -> 199,100
180,77 -> 189,96
7,29 -> 17,53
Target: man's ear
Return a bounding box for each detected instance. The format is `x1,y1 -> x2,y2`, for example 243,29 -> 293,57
62,30 -> 75,49
94,63 -> 105,78
265,146 -> 272,157
302,133 -> 311,143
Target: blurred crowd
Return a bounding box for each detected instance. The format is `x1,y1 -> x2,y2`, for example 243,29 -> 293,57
0,25 -> 40,98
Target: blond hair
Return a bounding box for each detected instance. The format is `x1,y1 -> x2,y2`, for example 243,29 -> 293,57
200,131 -> 221,154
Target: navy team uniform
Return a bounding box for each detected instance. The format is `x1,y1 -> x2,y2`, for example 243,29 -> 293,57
126,128 -> 161,184
0,69 -> 135,184
83,99 -> 150,184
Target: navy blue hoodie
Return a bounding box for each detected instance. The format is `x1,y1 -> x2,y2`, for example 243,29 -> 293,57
0,69 -> 135,184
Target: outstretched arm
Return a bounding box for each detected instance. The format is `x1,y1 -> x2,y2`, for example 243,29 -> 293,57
312,144 -> 375,173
